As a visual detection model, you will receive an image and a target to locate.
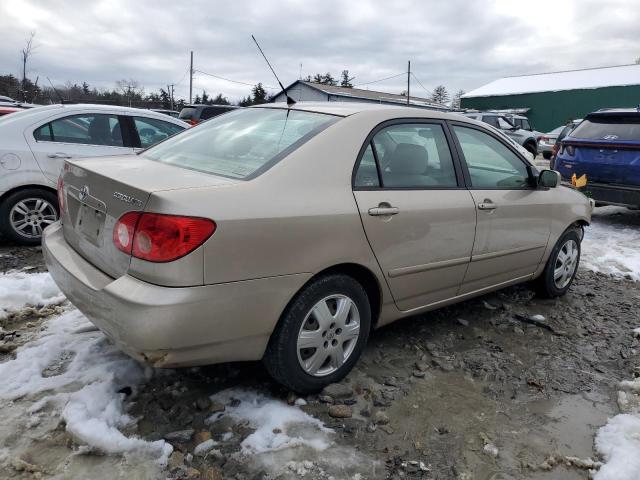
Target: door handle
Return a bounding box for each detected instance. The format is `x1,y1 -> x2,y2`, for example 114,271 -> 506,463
47,153 -> 72,159
368,205 -> 399,216
477,200 -> 497,210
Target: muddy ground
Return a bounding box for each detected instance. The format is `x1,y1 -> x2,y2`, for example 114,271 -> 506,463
0,212 -> 639,479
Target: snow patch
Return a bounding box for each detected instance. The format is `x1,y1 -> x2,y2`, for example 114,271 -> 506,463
209,389 -> 331,454
594,415 -> 640,480
0,270 -> 64,315
581,207 -> 640,281
193,439 -> 217,456
0,309 -> 171,464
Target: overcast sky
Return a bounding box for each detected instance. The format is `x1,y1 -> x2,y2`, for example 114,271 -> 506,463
1,0 -> 639,103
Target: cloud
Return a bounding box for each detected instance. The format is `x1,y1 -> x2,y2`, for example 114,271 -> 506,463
1,0 -> 639,103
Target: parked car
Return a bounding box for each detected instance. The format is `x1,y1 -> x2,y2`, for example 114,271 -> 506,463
178,104 -> 239,125
554,109 -> 640,208
550,120 -> 582,168
463,112 -> 538,156
0,95 -> 17,103
151,109 -> 180,118
0,104 -> 188,244
538,126 -> 566,160
44,102 -> 592,392
0,106 -> 24,117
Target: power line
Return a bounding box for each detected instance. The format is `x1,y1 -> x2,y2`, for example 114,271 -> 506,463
353,72 -> 406,87
410,72 -> 432,97
193,69 -> 278,90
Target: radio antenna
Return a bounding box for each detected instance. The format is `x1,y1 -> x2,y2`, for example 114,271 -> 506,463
251,35 -> 295,106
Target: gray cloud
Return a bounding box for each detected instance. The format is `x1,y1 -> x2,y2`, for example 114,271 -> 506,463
1,0 -> 639,102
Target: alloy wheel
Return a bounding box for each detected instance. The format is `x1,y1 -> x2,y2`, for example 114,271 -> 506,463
9,197 -> 58,239
554,239 -> 579,289
296,294 -> 361,377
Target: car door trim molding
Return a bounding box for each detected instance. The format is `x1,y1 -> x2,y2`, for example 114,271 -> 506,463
470,243 -> 547,262
388,256 -> 470,278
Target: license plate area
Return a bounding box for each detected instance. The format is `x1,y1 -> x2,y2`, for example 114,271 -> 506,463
78,204 -> 106,246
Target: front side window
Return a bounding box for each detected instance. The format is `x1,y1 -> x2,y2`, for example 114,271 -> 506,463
355,123 -> 457,188
453,126 -> 530,189
143,108 -> 339,179
133,117 -> 185,148
34,114 -> 124,147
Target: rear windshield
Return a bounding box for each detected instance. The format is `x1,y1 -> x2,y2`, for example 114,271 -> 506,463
142,108 -> 340,179
178,107 -> 198,120
570,116 -> 640,141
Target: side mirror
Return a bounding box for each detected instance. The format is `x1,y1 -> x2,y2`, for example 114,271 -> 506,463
538,169 -> 560,188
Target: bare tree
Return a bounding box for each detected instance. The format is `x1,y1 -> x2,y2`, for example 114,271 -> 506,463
21,32 -> 36,102
451,89 -> 466,109
635,56 -> 640,65
116,79 -> 144,107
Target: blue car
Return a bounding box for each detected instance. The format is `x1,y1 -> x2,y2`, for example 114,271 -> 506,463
555,108 -> 640,208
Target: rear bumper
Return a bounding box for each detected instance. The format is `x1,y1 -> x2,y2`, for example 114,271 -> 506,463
42,222 -> 310,367
585,182 -> 640,208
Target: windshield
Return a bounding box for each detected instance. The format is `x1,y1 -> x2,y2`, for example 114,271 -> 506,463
178,107 -> 197,120
143,108 -> 340,179
570,115 -> 640,141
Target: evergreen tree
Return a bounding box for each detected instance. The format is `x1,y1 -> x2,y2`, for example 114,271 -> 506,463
252,83 -> 267,104
82,82 -> 90,95
430,85 -> 449,105
239,95 -> 253,107
312,73 -> 324,83
321,72 -> 337,86
340,70 -> 354,88
201,90 -> 209,104
211,93 -> 230,105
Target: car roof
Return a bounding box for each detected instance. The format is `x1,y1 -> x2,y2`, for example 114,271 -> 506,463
589,108 -> 640,117
256,101 -> 466,120
0,103 -> 189,127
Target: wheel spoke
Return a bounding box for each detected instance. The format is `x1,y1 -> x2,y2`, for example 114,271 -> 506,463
13,202 -> 28,215
14,220 -> 28,231
304,350 -> 328,375
329,344 -> 345,369
298,329 -> 323,349
312,301 -> 334,328
342,322 -> 360,341
554,266 -> 564,281
334,297 -> 351,326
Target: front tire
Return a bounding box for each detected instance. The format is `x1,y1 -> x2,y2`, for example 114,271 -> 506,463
535,227 -> 581,298
263,274 -> 371,393
0,188 -> 59,245
525,141 -> 537,157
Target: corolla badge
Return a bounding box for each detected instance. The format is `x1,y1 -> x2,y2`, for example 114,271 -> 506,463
113,191 -> 143,207
78,185 -> 89,201
603,135 -> 619,140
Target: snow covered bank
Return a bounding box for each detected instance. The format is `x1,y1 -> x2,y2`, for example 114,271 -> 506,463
581,207 -> 640,281
592,327 -> 640,480
0,270 -> 65,315
0,309 -> 171,464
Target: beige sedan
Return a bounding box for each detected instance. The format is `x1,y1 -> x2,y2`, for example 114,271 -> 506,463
43,102 -> 592,392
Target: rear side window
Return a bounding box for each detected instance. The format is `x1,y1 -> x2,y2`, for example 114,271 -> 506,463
133,117 -> 185,148
453,126 -> 530,189
201,106 -> 233,120
355,123 -> 457,188
570,116 -> 640,141
34,114 -> 124,147
178,107 -> 197,120
143,108 -> 339,179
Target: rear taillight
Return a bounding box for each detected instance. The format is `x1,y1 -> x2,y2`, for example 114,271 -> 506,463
57,175 -> 65,212
540,136 -> 549,142
113,212 -> 215,262
187,119 -> 198,126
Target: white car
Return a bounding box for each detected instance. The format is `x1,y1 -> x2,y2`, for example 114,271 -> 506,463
0,104 -> 188,244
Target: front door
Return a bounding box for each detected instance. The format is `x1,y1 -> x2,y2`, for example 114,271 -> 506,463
26,112 -> 134,183
353,121 -> 477,311
450,124 -> 551,294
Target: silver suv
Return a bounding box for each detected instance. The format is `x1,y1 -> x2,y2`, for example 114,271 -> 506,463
464,112 -> 538,156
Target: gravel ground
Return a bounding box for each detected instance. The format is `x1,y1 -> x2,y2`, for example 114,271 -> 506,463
0,207 -> 638,480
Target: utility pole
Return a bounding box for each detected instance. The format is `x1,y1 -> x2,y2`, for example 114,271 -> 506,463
167,84 -> 175,110
189,51 -> 193,104
407,61 -> 410,106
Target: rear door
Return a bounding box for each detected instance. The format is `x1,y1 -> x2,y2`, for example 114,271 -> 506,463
26,111 -> 134,182
450,123 -> 550,294
353,120 -> 477,311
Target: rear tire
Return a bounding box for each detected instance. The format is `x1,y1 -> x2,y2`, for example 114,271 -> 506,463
525,141 -> 537,157
543,151 -> 552,160
0,188 -> 59,245
535,227 -> 581,298
263,274 -> 371,393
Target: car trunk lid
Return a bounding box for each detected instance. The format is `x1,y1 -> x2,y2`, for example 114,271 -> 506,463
59,155 -> 237,278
